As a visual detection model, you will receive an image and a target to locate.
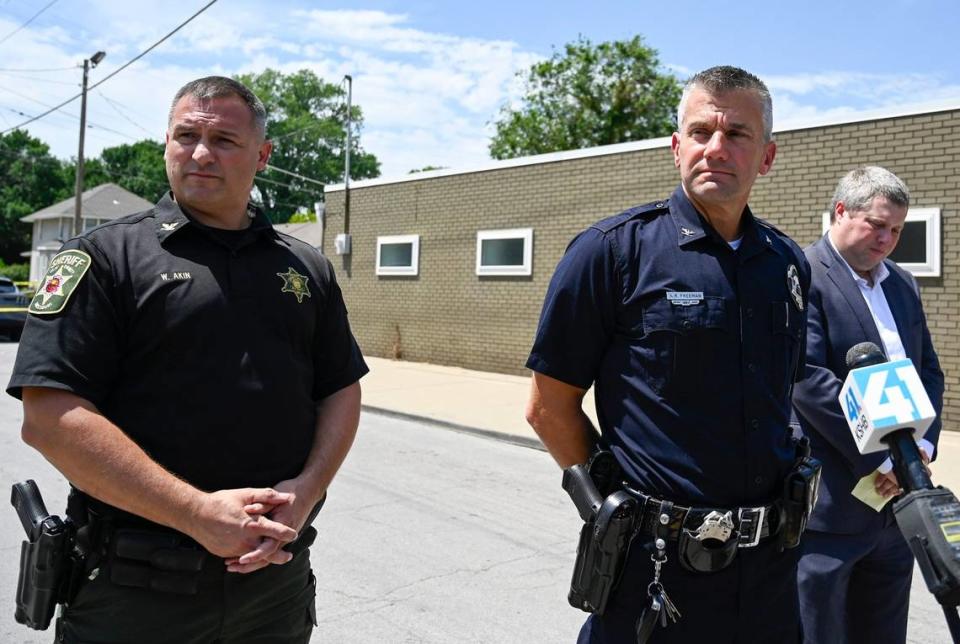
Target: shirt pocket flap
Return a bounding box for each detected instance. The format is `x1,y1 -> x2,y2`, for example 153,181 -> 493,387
643,296 -> 728,336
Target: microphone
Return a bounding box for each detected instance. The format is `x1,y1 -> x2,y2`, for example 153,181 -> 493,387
840,343 -> 960,641
839,342 -> 936,492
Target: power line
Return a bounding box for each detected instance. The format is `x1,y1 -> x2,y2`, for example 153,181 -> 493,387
0,87 -> 141,140
0,70 -> 76,86
0,0 -> 219,135
255,174 -> 323,195
87,0 -> 218,93
0,65 -> 75,72
264,164 -> 325,186
2,106 -> 136,144
0,0 -> 60,47
96,90 -> 158,138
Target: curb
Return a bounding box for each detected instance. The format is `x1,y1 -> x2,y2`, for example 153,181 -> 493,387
361,404 -> 546,452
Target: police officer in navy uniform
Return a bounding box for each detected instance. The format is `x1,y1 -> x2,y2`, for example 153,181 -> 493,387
526,66 -> 811,643
8,76 -> 367,643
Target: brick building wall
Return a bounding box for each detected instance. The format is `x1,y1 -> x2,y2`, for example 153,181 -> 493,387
324,107 -> 960,427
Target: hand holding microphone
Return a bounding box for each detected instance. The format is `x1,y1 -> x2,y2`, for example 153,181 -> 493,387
840,342 -> 960,641
839,341 -> 935,491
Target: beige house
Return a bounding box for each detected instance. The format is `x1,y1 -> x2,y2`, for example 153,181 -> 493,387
322,100 -> 960,428
20,183 -> 153,282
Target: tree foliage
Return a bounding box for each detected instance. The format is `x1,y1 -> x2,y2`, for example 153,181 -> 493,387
0,130 -> 68,263
66,139 -> 168,204
489,36 -> 682,159
236,69 -> 380,222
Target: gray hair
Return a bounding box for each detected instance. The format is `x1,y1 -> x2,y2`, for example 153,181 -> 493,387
677,65 -> 773,141
830,166 -> 910,222
168,76 -> 267,138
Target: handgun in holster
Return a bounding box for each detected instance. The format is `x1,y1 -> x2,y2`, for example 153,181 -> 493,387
11,480 -> 78,631
562,451 -> 639,615
778,437 -> 822,551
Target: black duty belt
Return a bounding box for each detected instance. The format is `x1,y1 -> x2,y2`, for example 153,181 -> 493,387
624,487 -> 780,548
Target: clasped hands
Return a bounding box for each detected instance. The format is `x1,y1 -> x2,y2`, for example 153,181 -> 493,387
190,478 -> 317,574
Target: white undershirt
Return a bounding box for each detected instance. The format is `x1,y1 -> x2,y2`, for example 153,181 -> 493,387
826,232 -> 933,468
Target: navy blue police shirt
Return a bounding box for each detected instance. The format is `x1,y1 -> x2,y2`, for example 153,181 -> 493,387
8,193 -> 368,497
527,186 -> 810,508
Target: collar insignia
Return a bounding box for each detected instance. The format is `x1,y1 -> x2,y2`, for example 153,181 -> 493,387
161,222 -> 180,231
787,264 -> 804,311
277,267 -> 311,303
680,226 -> 696,237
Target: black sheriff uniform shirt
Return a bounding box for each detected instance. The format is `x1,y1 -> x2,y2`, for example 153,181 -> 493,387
8,193 -> 368,496
527,186 -> 810,508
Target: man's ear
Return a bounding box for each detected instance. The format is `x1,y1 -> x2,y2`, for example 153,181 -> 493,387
257,139 -> 273,171
757,140 -> 777,176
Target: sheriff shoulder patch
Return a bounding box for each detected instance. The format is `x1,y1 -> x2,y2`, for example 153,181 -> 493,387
29,249 -> 93,315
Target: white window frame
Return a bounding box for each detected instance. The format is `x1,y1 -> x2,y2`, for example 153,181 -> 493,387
475,227 -> 533,276
821,207 -> 941,278
376,234 -> 420,276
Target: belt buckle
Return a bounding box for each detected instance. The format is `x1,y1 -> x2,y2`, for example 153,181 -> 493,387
737,506 -> 766,548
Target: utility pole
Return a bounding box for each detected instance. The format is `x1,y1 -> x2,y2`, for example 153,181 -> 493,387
73,51 -> 106,237
343,74 -> 352,235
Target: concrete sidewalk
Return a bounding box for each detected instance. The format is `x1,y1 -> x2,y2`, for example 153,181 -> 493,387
361,355 -> 960,492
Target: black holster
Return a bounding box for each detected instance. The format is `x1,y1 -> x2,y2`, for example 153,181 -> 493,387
11,481 -> 86,631
778,438 -> 822,550
563,451 -> 639,615
14,518 -> 72,630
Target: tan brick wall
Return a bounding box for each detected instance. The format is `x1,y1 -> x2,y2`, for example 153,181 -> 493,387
325,109 -> 960,428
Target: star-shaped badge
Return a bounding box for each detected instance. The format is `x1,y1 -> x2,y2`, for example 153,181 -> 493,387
277,267 -> 311,303
36,269 -> 73,307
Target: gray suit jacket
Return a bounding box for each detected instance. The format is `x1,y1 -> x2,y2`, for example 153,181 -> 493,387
792,234 -> 944,534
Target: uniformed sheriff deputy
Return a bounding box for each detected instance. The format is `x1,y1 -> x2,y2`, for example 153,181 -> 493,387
526,66 -> 812,643
7,76 -> 367,643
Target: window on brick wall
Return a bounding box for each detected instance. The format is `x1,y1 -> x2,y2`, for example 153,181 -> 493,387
820,207 -> 941,277
476,228 -> 533,276
376,234 -> 420,276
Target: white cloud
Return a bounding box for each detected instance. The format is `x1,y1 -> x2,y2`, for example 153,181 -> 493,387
9,3 -> 958,186
768,70 -> 960,129
3,4 -> 543,180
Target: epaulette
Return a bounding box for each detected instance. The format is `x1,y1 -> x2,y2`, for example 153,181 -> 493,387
755,216 -> 806,262
591,199 -> 669,234
754,216 -> 791,241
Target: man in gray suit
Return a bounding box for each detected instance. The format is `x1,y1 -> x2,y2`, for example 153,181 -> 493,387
792,166 -> 944,644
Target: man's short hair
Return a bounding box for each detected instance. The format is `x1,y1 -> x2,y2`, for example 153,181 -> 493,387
677,65 -> 773,142
830,166 -> 910,223
168,76 -> 267,138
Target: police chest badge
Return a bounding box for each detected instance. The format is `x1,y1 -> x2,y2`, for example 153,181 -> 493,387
29,250 -> 92,315
787,264 -> 804,311
277,267 -> 311,303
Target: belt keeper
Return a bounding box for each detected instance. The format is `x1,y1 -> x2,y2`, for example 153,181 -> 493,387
655,500 -> 674,541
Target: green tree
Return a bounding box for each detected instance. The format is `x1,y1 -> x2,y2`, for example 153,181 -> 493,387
0,130 -> 69,262
63,140 -> 168,203
489,36 -> 682,159
100,140 -> 168,202
236,69 -> 380,222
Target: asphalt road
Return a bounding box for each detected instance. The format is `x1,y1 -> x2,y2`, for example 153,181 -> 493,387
0,342 -> 951,643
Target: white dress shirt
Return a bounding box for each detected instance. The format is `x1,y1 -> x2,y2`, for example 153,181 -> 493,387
827,232 -> 933,469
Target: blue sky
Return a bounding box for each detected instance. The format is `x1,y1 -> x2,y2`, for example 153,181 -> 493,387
0,0 -> 957,180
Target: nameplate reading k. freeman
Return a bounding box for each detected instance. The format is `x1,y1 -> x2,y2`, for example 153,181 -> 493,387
666,291 -> 703,306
